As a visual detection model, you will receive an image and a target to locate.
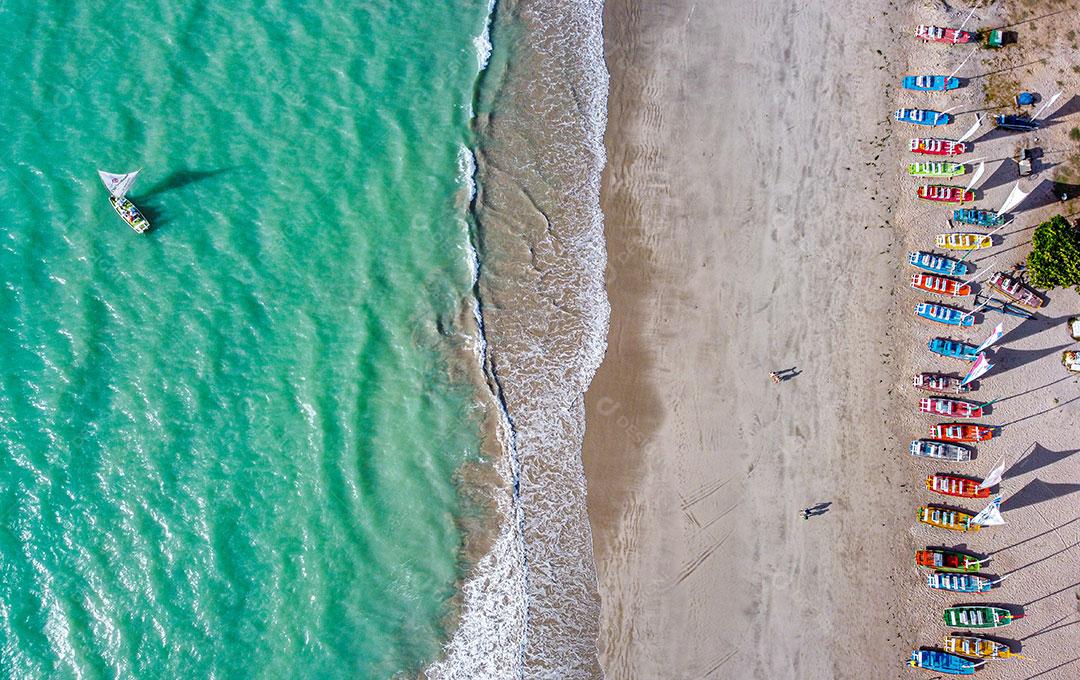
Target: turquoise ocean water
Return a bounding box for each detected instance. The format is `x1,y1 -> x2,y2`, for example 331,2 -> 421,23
0,1 -> 495,677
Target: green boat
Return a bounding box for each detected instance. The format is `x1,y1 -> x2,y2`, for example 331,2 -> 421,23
908,161 -> 965,178
943,606 -> 1019,629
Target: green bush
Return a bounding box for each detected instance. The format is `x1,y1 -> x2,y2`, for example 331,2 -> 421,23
1027,215 -> 1080,290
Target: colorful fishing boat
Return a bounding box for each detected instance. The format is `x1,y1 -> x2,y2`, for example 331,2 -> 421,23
917,505 -> 980,532
943,606 -> 1018,628
914,373 -> 971,394
918,185 -> 973,204
908,650 -> 982,675
908,251 -> 970,276
935,233 -> 991,250
928,338 -> 979,361
911,273 -> 971,296
953,208 -> 1005,227
919,397 -> 982,418
943,635 -> 1022,659
987,271 -> 1043,309
916,548 -> 985,573
995,114 -> 1038,132
927,572 -> 997,593
929,423 -> 994,443
910,138 -> 968,155
916,25 -> 976,44
910,440 -> 973,462
902,75 -> 961,91
98,169 -> 151,233
908,161 -> 965,178
915,302 -> 975,327
926,473 -> 992,499
896,108 -> 952,126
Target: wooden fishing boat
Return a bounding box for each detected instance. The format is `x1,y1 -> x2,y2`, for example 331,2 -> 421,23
930,423 -> 994,443
908,161 -> 965,177
911,273 -> 972,296
907,650 -> 981,675
902,75 -> 961,91
917,505 -> 980,532
910,137 -> 967,155
987,271 -> 1043,309
908,251 -> 970,276
916,25 -> 976,44
915,302 -> 975,327
936,232 -> 991,250
943,634 -> 1022,659
910,440 -> 973,462
926,473 -> 992,499
98,170 -> 151,234
995,114 -> 1038,132
927,572 -> 996,593
928,338 -> 979,361
943,606 -> 1018,628
914,373 -> 971,394
896,108 -> 951,126
918,185 -> 973,204
953,208 -> 1005,227
916,548 -> 984,573
919,397 -> 982,418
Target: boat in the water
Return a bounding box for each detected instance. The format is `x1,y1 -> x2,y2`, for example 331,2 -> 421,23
908,251 -> 970,276
910,439 -> 973,462
908,161 -> 965,177
936,232 -> 992,250
943,606 -> 1019,628
919,397 -> 982,418
910,137 -> 968,155
929,423 -> 994,443
987,271 -> 1043,309
98,169 -> 150,233
928,338 -> 979,361
926,472 -> 992,498
915,302 -> 975,327
918,505 -> 980,532
916,24 -> 976,44
953,208 -> 1005,227
916,548 -> 985,573
918,184 -> 973,204
995,114 -> 1038,132
927,572 -> 998,593
914,373 -> 971,394
911,273 -> 971,296
896,108 -> 952,126
907,649 -> 982,675
903,75 -> 961,92
943,635 -> 1022,659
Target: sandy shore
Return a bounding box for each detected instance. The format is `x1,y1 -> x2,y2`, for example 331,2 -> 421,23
585,0 -> 1080,678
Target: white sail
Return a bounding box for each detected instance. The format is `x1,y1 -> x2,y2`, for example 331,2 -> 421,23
98,169 -> 141,198
1032,90 -> 1063,121
977,457 -> 1008,490
971,495 -> 1006,527
997,181 -> 1031,215
975,322 -> 1004,354
961,352 -> 994,387
957,114 -> 983,143
964,161 -> 985,193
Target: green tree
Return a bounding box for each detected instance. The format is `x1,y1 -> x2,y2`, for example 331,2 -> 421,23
1026,215 -> 1080,291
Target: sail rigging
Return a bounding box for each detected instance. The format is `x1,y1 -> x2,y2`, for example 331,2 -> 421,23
977,457 -> 1008,490
98,169 -> 141,198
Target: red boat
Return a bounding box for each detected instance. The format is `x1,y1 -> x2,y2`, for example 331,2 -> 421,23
914,373 -> 970,394
910,138 -> 968,156
987,271 -> 1043,309
926,473 -> 992,499
918,185 -> 974,204
919,397 -> 983,418
930,422 -> 994,442
915,25 -> 976,44
911,272 -> 972,296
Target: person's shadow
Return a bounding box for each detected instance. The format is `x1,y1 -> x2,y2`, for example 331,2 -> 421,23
804,502 -> 832,518
776,367 -> 802,382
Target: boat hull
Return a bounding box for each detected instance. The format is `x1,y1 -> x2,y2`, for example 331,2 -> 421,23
953,208 -> 1004,227
910,138 -> 967,155
943,635 -> 1018,659
896,108 -> 951,126
943,606 -> 1015,629
929,423 -> 994,443
908,161 -> 965,177
918,185 -> 974,204
916,25 -> 976,43
902,75 -> 961,92
908,251 -> 969,276
910,440 -> 973,461
987,271 -> 1043,308
916,549 -> 983,573
919,398 -> 982,418
912,274 -> 972,296
917,505 -> 979,532
915,302 -> 975,327
914,373 -> 971,394
908,650 -> 978,675
927,473 -> 991,498
927,572 -> 994,592
936,233 -> 992,250
109,195 -> 151,233
928,338 -> 979,361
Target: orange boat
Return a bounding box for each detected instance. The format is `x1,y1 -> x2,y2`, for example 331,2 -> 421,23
918,185 -> 974,204
930,422 -> 994,442
926,473 -> 992,499
911,272 -> 972,296
919,397 -> 983,418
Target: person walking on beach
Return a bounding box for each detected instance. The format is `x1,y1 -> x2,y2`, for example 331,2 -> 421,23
770,372 -> 782,384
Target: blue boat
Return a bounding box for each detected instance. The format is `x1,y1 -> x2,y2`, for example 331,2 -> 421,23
908,251 -> 970,276
953,208 -> 1005,227
929,338 -> 979,361
915,302 -> 975,327
926,572 -> 997,593
908,650 -> 982,675
995,114 -> 1038,131
895,108 -> 951,126
902,75 -> 961,92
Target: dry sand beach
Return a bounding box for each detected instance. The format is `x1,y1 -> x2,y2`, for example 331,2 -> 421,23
585,0 -> 1080,678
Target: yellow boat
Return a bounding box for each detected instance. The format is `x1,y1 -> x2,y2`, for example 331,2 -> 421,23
935,233 -> 992,250
917,505 -> 980,532
944,634 -> 1023,659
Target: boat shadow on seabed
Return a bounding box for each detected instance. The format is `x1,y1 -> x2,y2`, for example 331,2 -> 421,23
133,167 -> 234,232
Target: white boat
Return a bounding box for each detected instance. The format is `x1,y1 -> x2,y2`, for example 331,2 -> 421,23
98,169 -> 150,233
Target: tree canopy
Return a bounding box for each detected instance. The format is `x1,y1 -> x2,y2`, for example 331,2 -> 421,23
1026,215 -> 1080,291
